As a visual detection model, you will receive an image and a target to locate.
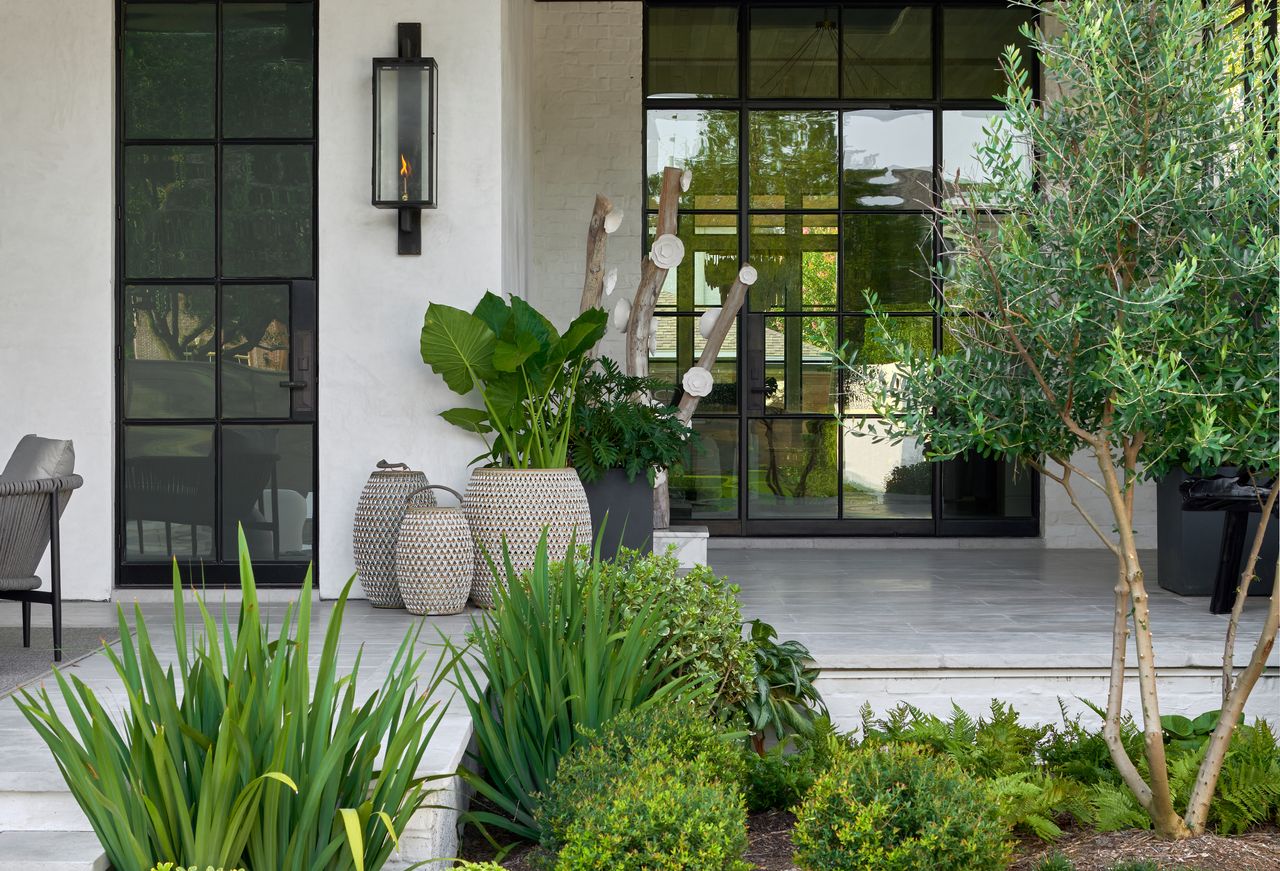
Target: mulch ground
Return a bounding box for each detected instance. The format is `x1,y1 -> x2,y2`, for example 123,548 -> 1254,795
1011,826 -> 1280,871
461,814 -> 1280,870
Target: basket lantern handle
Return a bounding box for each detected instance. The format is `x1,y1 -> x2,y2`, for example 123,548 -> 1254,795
406,483 -> 464,506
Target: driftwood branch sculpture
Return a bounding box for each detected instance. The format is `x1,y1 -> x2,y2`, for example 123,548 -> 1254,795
578,166 -> 754,529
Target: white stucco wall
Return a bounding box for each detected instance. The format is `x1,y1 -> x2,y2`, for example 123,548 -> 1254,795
1042,453 -> 1158,549
530,0 -> 642,359
318,0 -> 514,598
0,1 -> 115,601
503,0 -> 535,299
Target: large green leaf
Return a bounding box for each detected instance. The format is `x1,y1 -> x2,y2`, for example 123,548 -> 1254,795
493,332 -> 542,373
440,407 -> 493,434
420,304 -> 497,396
472,291 -> 512,337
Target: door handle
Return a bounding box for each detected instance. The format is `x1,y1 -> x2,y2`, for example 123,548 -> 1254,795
279,380 -> 307,389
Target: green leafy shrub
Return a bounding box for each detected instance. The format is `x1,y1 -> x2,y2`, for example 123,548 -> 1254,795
445,535 -> 708,840
17,530 -> 445,871
743,619 -> 826,753
594,546 -> 755,710
861,700 -> 1047,778
743,717 -> 850,812
883,460 -> 931,495
571,356 -> 694,484
537,704 -> 744,849
792,744 -> 1013,871
553,755 -> 751,871
421,291 -> 607,468
1032,854 -> 1074,871
1040,701 -> 1144,787
151,866 -> 246,871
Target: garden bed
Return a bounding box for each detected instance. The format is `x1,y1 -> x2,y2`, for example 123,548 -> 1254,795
463,820 -> 1280,871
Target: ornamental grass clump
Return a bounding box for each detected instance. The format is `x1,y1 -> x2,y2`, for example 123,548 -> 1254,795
792,743 -> 1013,871
15,529 -> 447,871
445,534 -> 711,840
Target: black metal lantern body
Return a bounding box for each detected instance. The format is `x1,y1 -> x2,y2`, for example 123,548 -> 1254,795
372,57 -> 438,211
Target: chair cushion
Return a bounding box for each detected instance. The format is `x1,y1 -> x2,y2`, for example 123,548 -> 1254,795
1,435 -> 75,481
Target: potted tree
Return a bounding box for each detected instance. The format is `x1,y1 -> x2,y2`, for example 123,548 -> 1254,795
420,292 -> 607,606
570,357 -> 694,559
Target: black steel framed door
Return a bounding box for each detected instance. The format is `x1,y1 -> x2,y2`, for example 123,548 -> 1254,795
116,0 -> 318,585
643,1 -> 1040,537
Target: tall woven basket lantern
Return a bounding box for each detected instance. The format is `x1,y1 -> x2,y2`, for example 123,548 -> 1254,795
463,467 -> 592,608
353,460 -> 435,608
394,484 -> 475,616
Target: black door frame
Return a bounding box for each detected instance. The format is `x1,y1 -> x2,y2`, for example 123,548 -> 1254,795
114,0 -> 320,586
642,0 -> 1042,538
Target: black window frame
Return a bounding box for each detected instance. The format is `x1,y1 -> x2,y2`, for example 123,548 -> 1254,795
115,0 -> 321,586
643,0 -> 1041,537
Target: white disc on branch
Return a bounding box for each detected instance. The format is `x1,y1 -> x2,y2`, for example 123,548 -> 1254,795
604,208 -> 624,234
611,297 -> 631,332
698,307 -> 721,340
648,234 -> 685,269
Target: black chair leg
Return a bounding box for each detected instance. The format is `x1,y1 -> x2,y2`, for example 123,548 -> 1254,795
49,492 -> 63,663
21,601 -> 31,648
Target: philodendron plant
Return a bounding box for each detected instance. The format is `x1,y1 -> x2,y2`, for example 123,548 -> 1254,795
421,292 -> 608,469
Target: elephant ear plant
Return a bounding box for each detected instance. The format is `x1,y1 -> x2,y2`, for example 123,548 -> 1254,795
14,529 -> 449,871
421,292 -> 608,468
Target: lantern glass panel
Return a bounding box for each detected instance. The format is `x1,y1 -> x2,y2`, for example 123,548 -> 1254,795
375,62 -> 435,207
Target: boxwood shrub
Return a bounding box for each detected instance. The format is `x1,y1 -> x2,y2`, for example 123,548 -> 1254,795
537,704 -> 745,849
552,755 -> 750,871
792,743 -> 1013,871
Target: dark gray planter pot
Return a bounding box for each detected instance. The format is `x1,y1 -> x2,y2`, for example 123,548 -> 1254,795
580,468 -> 654,560
1156,468 -> 1276,596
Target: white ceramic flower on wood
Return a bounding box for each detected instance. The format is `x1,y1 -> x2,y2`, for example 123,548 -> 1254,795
680,169 -> 693,192
604,208 -> 624,234
739,264 -> 759,285
654,468 -> 668,488
698,307 -> 722,340
649,233 -> 685,269
682,366 -> 714,398
603,267 -> 618,298
649,317 -> 659,354
611,297 -> 631,333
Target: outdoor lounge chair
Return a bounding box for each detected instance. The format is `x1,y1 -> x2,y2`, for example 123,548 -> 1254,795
0,435 -> 82,662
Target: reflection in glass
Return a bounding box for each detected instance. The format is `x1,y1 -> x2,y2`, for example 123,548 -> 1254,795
748,214 -> 838,312
648,213 -> 739,310
124,146 -> 215,279
941,110 -> 1030,205
843,422 -> 931,518
844,214 -> 933,312
843,6 -> 932,99
649,314 -> 738,414
123,425 -> 215,561
842,316 -> 933,412
646,5 -> 739,99
670,418 -> 739,520
763,316 -> 838,414
842,110 -> 933,210
222,425 -> 313,560
647,110 -> 739,210
749,111 -> 839,210
221,285 -> 291,419
750,6 -> 839,98
942,6 -> 1033,100
223,3 -> 315,138
222,144 -> 314,278
123,3 -> 216,139
123,286 -> 216,419
748,418 -> 838,518
943,453 -> 1033,517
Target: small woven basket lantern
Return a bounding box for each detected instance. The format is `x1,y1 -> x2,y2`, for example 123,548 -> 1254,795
353,460 -> 435,608
394,484 -> 475,616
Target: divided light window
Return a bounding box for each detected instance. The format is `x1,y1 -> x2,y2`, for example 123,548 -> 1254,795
643,1 -> 1039,536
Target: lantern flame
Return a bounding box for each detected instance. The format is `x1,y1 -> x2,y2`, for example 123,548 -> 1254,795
399,154 -> 411,201
399,154 -> 411,178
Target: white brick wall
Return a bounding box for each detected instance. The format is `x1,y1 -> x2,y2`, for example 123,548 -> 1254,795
1043,450 -> 1159,549
530,0 -> 642,360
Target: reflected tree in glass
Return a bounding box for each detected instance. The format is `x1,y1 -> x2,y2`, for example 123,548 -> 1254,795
749,111 -> 839,210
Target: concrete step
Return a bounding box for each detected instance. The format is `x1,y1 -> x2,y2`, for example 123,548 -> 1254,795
0,831 -> 108,871
0,783 -> 90,833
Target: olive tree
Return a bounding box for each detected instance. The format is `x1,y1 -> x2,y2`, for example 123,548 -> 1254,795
852,0 -> 1277,839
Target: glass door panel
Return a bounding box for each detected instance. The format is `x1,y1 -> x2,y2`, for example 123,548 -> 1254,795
119,1 -> 317,583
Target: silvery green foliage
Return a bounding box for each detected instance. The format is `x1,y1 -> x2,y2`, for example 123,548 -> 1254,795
855,0 -> 1277,484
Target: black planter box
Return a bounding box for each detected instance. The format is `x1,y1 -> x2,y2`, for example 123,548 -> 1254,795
1156,469 -> 1276,597
580,468 -> 654,561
